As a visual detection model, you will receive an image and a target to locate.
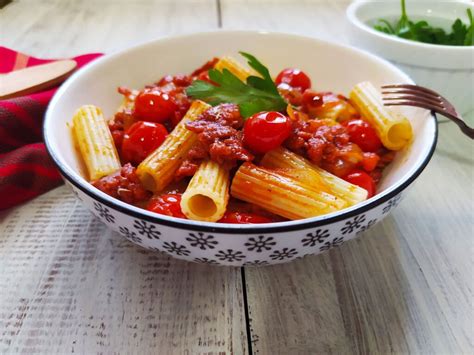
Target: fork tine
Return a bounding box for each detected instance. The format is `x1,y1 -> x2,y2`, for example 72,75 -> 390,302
383,99 -> 441,113
381,84 -> 441,98
383,94 -> 445,109
381,88 -> 441,102
383,84 -> 474,139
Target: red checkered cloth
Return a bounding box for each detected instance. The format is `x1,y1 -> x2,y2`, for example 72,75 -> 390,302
0,47 -> 102,210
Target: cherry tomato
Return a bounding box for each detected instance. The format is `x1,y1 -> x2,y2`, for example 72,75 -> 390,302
218,211 -> 272,224
343,170 -> 376,198
133,89 -> 177,122
361,152 -> 380,172
302,89 -> 324,109
111,130 -> 124,150
275,68 -> 311,91
243,111 -> 292,153
121,121 -> 168,165
344,119 -> 382,152
147,193 -> 186,219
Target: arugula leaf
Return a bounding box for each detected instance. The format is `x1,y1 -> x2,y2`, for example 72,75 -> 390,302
374,19 -> 396,34
465,8 -> 474,46
373,0 -> 474,46
186,53 -> 287,118
395,0 -> 410,35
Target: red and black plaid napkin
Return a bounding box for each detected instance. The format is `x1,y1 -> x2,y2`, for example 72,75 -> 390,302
0,47 -> 102,210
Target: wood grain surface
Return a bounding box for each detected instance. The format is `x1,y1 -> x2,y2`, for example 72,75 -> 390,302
0,188 -> 247,354
1,0 -> 473,354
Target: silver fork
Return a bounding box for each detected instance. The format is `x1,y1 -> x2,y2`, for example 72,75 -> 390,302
381,84 -> 474,139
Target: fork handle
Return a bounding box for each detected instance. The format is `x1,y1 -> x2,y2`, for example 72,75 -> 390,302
437,110 -> 474,139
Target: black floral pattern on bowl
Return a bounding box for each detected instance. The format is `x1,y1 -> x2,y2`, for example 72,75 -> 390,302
340,214 -> 366,235
301,229 -> 330,247
215,249 -> 245,262
243,260 -> 270,267
133,220 -> 161,240
383,194 -> 402,214
119,226 -> 143,244
319,237 -> 345,252
356,218 -> 378,234
269,248 -> 298,260
162,241 -> 190,256
244,236 -> 276,252
93,202 -> 115,223
186,232 -> 218,250
194,257 -> 219,265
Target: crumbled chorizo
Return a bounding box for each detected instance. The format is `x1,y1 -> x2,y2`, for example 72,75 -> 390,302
92,163 -> 150,204
176,104 -> 254,178
286,120 -> 363,177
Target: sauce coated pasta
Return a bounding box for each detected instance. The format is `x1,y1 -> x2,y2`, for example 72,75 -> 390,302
71,52 -> 413,223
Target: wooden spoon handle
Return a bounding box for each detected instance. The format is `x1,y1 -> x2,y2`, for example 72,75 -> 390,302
0,60 -> 77,100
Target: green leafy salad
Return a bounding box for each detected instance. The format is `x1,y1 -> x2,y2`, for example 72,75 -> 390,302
374,0 -> 473,46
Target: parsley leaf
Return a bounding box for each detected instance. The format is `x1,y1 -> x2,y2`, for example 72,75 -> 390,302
185,53 -> 287,118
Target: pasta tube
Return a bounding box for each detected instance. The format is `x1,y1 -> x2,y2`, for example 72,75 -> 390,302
180,160 -> 230,222
261,147 -> 368,205
231,163 -> 347,220
214,56 -> 255,81
72,105 -> 121,181
350,81 -> 413,150
137,100 -> 211,192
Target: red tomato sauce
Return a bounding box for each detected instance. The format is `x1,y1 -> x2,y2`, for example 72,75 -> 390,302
92,61 -> 395,222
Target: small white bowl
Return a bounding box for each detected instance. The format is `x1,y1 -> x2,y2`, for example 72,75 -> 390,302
44,31 -> 437,266
347,0 -> 474,117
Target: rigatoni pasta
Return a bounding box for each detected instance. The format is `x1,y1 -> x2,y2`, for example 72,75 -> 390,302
180,160 -> 230,222
73,52 -> 408,224
136,100 -> 211,192
261,147 -> 368,205
231,163 -> 346,220
214,56 -> 255,81
350,81 -> 413,150
72,105 -> 121,181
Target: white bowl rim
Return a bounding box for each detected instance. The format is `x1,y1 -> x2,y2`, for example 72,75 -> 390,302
347,0 -> 474,51
44,30 -> 438,234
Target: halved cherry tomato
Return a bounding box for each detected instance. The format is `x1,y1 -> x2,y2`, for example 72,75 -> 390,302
344,119 -> 382,152
218,211 -> 272,224
343,169 -> 376,198
147,193 -> 186,219
133,88 -> 177,122
243,111 -> 292,153
275,68 -> 311,91
121,121 -> 168,165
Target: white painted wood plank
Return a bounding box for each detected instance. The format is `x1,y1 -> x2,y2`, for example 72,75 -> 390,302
0,0 -> 219,56
221,1 -> 473,353
0,186 -> 248,354
0,1 -> 248,353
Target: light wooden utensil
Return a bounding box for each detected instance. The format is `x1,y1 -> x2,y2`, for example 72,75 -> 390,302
0,60 -> 77,100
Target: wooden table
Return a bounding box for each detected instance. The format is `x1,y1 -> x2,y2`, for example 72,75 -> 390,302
1,1 -> 472,353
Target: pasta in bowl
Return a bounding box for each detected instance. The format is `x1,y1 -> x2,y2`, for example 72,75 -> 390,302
44,31 -> 437,266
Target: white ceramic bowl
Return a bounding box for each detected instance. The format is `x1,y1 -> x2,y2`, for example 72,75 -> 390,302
347,0 -> 474,118
44,31 -> 437,266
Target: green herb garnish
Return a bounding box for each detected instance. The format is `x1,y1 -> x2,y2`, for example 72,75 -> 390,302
374,0 -> 474,46
186,51 -> 287,118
